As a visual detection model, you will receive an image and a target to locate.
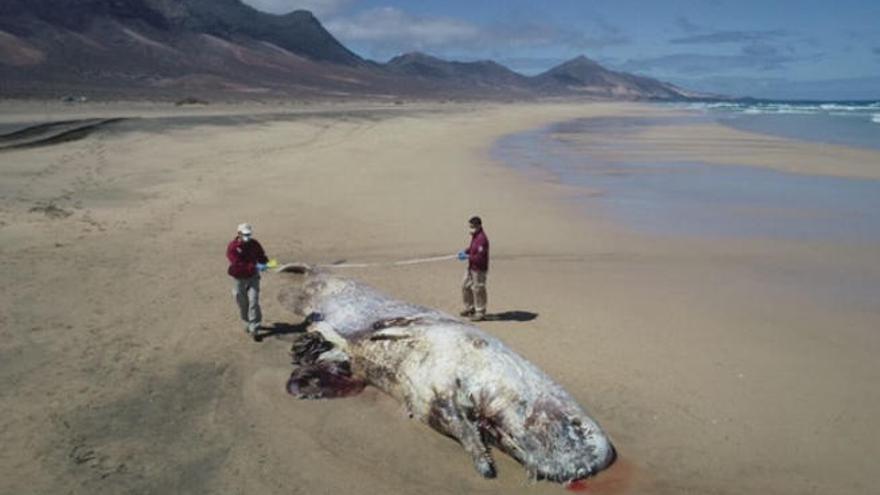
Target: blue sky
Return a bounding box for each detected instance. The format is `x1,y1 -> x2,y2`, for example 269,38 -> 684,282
242,0 -> 880,99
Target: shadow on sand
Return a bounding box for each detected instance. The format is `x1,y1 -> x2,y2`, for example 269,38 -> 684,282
254,321 -> 308,342
482,311 -> 539,322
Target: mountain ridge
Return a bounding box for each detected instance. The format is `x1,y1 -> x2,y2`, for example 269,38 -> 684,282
0,0 -> 697,100
533,55 -> 687,99
0,0 -> 364,65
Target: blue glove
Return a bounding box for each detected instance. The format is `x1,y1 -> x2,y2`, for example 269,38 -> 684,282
457,250 -> 467,261
257,263 -> 267,272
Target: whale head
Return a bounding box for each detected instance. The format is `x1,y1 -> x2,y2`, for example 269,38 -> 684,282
493,399 -> 616,483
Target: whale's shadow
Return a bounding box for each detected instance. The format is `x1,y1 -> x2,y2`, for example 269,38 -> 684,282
255,321 -> 309,342
483,311 -> 538,322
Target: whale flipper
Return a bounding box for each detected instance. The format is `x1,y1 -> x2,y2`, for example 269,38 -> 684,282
427,395 -> 497,478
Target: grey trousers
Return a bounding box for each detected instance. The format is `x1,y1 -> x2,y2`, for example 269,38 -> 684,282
462,269 -> 488,314
232,275 -> 261,329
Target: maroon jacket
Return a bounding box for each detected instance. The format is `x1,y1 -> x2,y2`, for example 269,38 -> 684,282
226,238 -> 268,279
466,228 -> 489,272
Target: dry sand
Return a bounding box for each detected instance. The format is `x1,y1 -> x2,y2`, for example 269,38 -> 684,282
1,101 -> 878,495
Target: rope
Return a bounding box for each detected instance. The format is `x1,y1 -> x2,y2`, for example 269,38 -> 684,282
316,253 -> 458,269
274,252 -> 609,274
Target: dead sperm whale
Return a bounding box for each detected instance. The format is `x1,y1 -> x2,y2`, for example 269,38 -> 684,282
277,264 -> 616,483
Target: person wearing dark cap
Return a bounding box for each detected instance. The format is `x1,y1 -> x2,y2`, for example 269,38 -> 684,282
458,216 -> 490,321
226,223 -> 269,339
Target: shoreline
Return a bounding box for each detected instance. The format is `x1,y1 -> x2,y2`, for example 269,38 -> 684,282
1,101 -> 878,495
489,111 -> 880,244
715,113 -> 880,153
489,108 -> 880,180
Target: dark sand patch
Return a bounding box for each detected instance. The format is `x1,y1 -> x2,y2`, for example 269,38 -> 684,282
48,362 -> 236,494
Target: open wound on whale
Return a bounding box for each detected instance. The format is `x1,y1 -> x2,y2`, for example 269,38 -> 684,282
279,265 -> 616,484
287,331 -> 365,399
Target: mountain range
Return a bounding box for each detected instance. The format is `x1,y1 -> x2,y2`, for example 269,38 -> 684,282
0,0 -> 698,100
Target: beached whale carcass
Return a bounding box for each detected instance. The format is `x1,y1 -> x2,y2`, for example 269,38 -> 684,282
277,264 -> 616,483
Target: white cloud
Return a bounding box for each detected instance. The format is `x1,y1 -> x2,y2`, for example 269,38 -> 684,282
242,0 -> 355,17
326,7 -> 481,48
324,7 -> 628,62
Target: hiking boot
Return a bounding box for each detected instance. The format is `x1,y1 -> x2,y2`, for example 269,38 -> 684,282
469,313 -> 486,322
247,323 -> 261,341
460,308 -> 475,317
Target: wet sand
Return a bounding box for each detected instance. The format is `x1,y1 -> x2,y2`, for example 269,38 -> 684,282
1,101 -> 878,494
494,115 -> 880,242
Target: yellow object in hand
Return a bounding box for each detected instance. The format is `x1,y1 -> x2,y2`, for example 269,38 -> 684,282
266,259 -> 279,269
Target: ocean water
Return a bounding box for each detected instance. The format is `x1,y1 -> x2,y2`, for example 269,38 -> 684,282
679,100 -> 880,151
492,113 -> 880,243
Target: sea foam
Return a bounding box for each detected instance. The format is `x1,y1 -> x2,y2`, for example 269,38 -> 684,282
684,100 -> 879,117
676,100 -> 880,150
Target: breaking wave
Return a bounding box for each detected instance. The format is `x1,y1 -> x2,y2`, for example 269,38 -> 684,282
676,100 -> 880,150
683,100 -> 880,117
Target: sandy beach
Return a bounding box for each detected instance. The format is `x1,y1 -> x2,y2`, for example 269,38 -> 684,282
1,101 -> 878,495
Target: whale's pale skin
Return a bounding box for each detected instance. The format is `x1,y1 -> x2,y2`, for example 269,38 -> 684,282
278,265 -> 616,483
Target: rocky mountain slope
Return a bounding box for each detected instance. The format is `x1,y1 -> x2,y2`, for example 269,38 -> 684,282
0,0 -> 692,100
386,52 -> 531,91
532,55 -> 686,99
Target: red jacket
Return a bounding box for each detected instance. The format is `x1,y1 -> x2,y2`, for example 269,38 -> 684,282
227,238 -> 268,279
466,229 -> 489,272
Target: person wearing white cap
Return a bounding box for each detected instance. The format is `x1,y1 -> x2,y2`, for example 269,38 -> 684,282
226,223 -> 269,339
